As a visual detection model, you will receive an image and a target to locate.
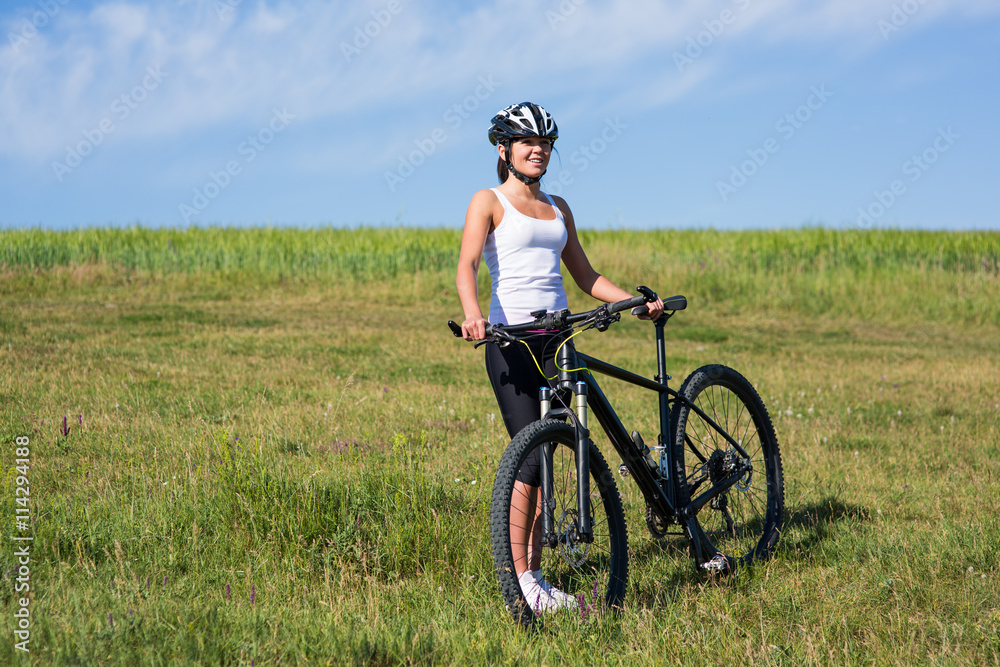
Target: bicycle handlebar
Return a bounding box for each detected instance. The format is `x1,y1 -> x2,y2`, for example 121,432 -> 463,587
448,286 -> 681,340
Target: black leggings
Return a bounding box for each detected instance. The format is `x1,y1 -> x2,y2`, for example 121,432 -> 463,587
485,335 -> 569,487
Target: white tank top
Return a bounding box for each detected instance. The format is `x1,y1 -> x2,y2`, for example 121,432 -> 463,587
484,188 -> 569,325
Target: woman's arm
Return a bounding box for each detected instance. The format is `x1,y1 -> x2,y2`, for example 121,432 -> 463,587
555,196 -> 664,319
456,189 -> 498,340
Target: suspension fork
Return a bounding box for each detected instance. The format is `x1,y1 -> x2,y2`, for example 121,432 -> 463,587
538,386 -> 556,547
538,339 -> 594,547
573,381 -> 592,540
557,339 -> 593,542
536,381 -> 593,546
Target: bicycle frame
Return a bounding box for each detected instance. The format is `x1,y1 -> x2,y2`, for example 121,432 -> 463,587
541,315 -> 755,563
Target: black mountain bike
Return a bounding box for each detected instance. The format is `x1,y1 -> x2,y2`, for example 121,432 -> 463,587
448,287 -> 784,625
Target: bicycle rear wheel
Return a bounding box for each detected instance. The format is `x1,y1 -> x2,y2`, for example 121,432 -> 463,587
490,419 -> 628,625
671,365 -> 784,571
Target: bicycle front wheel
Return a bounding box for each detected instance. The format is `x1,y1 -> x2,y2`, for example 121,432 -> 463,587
671,365 -> 784,571
490,419 -> 628,625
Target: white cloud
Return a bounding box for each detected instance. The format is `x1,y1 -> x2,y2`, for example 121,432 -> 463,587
1,0 -> 997,165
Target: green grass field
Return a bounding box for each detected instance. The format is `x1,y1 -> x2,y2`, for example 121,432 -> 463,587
2,227 -> 999,665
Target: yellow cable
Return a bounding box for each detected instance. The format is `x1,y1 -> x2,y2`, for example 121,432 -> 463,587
519,327 -> 591,381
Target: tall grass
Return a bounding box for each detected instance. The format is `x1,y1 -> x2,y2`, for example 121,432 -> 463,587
1,227 -> 999,664
1,227 -> 461,278
3,227 -> 998,276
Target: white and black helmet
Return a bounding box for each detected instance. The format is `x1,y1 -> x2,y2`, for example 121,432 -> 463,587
488,102 -> 558,146
489,102 -> 558,185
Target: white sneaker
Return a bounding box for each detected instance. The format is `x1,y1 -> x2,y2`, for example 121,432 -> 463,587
517,571 -> 561,613
531,569 -> 578,609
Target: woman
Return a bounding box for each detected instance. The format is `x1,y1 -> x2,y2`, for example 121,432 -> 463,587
456,102 -> 664,611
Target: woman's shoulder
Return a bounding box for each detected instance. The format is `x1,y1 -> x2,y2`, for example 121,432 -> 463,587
466,188 -> 504,224
468,188 -> 502,210
544,192 -> 573,220
470,187 -> 499,201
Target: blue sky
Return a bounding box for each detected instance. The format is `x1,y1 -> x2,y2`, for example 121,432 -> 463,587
1,0 -> 998,231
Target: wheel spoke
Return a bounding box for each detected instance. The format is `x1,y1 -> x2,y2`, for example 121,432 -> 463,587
673,366 -> 784,570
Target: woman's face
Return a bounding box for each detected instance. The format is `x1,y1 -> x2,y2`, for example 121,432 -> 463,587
502,137 -> 552,180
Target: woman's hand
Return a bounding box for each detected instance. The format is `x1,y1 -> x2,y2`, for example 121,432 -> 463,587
461,316 -> 488,341
633,296 -> 664,321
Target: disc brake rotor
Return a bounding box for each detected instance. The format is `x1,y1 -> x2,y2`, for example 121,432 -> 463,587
556,509 -> 588,567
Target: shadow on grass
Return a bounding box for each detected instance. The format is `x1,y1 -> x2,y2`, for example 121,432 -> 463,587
625,495 -> 868,607
780,495 -> 870,559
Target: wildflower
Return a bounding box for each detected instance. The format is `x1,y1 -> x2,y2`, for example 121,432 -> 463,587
226,583 -> 231,600
250,584 -> 256,605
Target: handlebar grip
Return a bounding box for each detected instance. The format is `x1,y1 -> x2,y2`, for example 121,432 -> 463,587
607,294 -> 649,315
447,320 -> 463,337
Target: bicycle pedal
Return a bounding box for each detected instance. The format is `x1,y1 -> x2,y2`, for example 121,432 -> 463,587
700,553 -> 729,574
617,464 -> 630,478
